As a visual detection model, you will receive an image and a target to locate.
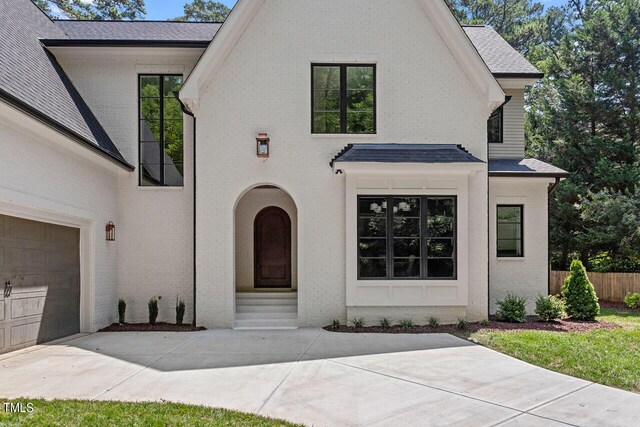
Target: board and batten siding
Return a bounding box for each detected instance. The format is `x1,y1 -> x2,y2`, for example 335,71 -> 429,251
489,89 -> 525,159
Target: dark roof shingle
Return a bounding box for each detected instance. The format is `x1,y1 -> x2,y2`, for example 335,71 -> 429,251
54,20 -> 221,42
489,158 -> 569,177
331,144 -> 484,166
463,26 -> 542,77
0,0 -> 131,168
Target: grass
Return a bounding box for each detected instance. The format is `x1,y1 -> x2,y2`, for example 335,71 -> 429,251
0,399 -> 302,427
469,307 -> 640,392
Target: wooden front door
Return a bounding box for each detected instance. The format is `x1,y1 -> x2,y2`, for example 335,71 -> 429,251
254,207 -> 291,288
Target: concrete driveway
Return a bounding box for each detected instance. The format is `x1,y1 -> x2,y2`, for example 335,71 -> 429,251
0,329 -> 638,426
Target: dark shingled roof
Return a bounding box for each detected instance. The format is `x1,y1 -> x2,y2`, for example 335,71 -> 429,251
54,20 -> 221,42
331,144 -> 484,167
463,26 -> 542,77
0,0 -> 132,169
489,158 -> 569,177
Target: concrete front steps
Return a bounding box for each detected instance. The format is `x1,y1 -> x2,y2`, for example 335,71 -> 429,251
234,292 -> 298,329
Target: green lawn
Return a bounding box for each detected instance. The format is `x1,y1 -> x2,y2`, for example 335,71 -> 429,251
469,308 -> 640,392
0,399 -> 302,427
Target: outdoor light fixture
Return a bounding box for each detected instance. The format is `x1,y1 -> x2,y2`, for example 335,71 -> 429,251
256,132 -> 270,158
106,222 -> 116,241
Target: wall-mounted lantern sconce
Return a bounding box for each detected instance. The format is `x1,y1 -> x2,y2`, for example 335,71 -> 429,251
106,222 -> 116,241
256,132 -> 270,158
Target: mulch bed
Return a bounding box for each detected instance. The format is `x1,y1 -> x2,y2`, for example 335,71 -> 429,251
325,316 -> 619,335
98,323 -> 206,332
600,300 -> 640,312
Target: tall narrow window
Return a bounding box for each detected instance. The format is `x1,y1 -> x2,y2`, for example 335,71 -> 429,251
497,205 -> 524,257
139,74 -> 184,186
312,64 -> 375,134
488,106 -> 503,143
358,196 -> 457,280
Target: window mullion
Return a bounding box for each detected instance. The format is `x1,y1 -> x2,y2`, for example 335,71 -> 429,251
159,75 -> 165,186
421,196 -> 427,280
387,196 -> 393,279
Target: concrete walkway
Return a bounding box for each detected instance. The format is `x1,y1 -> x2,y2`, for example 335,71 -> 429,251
0,329 -> 638,426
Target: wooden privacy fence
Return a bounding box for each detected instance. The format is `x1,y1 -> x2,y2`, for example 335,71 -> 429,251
550,271 -> 640,302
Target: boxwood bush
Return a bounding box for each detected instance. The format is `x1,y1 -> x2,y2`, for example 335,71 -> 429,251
624,293 -> 640,309
535,295 -> 565,322
496,293 -> 527,323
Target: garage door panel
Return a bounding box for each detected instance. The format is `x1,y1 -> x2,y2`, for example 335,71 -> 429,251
0,214 -> 80,354
0,328 -> 4,349
5,217 -> 47,242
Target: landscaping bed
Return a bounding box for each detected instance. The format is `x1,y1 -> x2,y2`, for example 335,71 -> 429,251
325,316 -> 618,335
98,322 -> 206,332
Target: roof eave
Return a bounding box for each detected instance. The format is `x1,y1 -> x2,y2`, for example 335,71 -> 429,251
0,88 -> 135,171
41,39 -> 210,48
489,172 -> 570,178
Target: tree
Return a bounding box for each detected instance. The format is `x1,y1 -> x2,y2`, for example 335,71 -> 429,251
32,0 -> 146,20
527,0 -> 640,270
447,0 -> 547,56
562,260 -> 600,320
174,0 -> 230,22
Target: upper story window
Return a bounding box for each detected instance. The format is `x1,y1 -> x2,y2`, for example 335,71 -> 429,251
488,106 -> 503,143
312,64 -> 376,134
358,196 -> 457,280
139,74 -> 184,187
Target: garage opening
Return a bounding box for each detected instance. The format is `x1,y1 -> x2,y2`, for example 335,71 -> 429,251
0,214 -> 80,354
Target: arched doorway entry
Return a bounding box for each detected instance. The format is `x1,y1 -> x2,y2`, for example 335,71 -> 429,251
254,207 -> 291,288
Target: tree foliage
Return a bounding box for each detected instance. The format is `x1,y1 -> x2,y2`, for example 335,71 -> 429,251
174,0 -> 230,22
527,0 -> 640,271
32,0 -> 145,20
562,260 -> 600,320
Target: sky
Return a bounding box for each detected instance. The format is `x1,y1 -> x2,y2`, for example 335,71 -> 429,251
145,0 -> 567,20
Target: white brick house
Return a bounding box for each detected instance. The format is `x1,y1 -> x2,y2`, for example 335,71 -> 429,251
0,0 -> 567,351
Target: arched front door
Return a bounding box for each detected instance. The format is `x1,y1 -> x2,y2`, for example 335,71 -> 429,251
254,207 -> 291,288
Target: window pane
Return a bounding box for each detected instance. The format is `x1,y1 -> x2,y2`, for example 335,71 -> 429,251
427,198 -> 455,238
163,75 -> 183,97
347,111 -> 375,134
488,108 -> 502,143
140,76 -> 160,97
347,66 -> 374,91
347,90 -> 374,111
498,239 -> 522,257
359,218 -> 386,238
360,258 -> 386,278
394,259 -> 420,278
497,206 -> 523,257
427,259 -> 455,278
164,164 -> 184,186
394,218 -> 420,237
313,112 -> 341,134
497,223 -> 521,240
140,164 -> 161,186
393,198 -> 420,217
163,120 -> 184,143
394,239 -> 420,258
427,239 -> 454,257
313,89 -> 340,112
313,66 -> 340,89
140,119 -> 161,142
497,206 -> 521,222
140,141 -> 161,165
140,97 -> 160,120
165,141 -> 184,166
163,97 -> 184,120
360,239 -> 386,258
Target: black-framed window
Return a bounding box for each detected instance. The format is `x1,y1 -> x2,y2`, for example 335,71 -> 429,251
488,106 -> 503,143
497,205 -> 524,257
358,196 -> 457,280
139,74 -> 184,187
312,64 -> 376,134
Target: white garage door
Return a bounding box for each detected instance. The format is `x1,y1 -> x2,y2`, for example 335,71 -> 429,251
0,214 -> 80,354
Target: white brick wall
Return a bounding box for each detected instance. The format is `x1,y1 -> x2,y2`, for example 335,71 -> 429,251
58,50 -> 200,324
489,177 -> 552,314
0,113 -> 119,331
194,0 -> 490,327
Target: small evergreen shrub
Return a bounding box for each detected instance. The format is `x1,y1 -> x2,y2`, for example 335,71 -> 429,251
624,293 -> 640,309
562,260 -> 600,320
427,316 -> 440,328
175,296 -> 186,325
398,319 -> 414,329
379,317 -> 391,329
148,296 -> 159,325
535,295 -> 565,322
457,317 -> 468,330
351,317 -> 365,328
117,298 -> 126,324
480,319 -> 490,327
496,293 -> 527,323
330,319 -> 341,330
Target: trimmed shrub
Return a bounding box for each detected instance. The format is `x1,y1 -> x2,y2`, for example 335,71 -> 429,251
351,317 -> 365,328
496,293 -> 527,323
176,296 -> 186,325
480,319 -> 490,327
379,317 -> 391,329
330,319 -> 341,330
148,297 -> 159,325
398,319 -> 414,329
427,316 -> 440,328
535,295 -> 565,322
562,260 -> 600,320
117,298 -> 126,324
457,317 -> 468,330
624,293 -> 640,309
